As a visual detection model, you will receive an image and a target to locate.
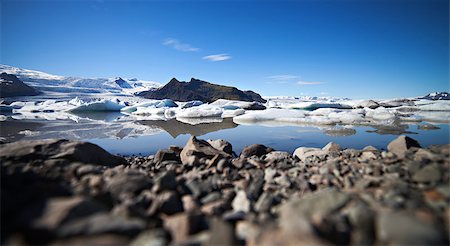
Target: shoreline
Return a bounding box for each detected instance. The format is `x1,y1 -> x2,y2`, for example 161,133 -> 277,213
1,135 -> 449,245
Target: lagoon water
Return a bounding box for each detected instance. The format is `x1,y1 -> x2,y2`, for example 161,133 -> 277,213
1,112 -> 449,156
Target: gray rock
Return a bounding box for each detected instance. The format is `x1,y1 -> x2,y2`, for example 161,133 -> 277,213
387,135 -> 421,158
412,164 -> 441,183
293,147 -> 327,161
240,144 -> 273,158
153,170 -> 177,192
0,139 -> 125,166
58,213 -> 146,237
106,172 -> 152,200
232,190 -> 251,213
148,191 -> 184,215
377,211 -> 445,245
164,212 -> 207,242
254,192 -> 274,213
280,188 -> 350,220
180,136 -> 230,166
28,196 -> 107,232
207,139 -> 233,155
153,149 -> 179,164
264,151 -> 291,162
207,218 -> 238,246
322,142 -> 341,152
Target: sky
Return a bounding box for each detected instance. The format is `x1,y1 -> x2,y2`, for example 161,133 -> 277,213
1,0 -> 449,98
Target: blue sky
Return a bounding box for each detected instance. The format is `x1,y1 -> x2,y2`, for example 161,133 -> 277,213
1,0 -> 448,98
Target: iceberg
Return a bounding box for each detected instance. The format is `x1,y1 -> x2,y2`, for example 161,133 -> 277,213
176,105 -> 223,118
69,99 -> 125,112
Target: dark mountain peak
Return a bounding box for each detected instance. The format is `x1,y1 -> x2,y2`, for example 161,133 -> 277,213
113,77 -> 132,89
0,73 -> 40,98
138,77 -> 266,103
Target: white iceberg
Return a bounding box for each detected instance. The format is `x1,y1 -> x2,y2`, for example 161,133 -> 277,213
176,105 -> 223,118
69,99 -> 125,112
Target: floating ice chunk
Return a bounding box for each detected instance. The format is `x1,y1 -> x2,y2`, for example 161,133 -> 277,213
365,107 -> 397,122
233,109 -> 303,122
328,111 -> 366,124
176,117 -> 223,125
307,108 -> 343,116
417,101 -> 450,111
180,100 -> 204,109
222,108 -> 245,118
176,105 -> 223,118
156,99 -> 178,108
132,107 -> 167,115
287,102 -> 352,110
69,99 -> 125,112
210,99 -> 265,110
121,99 -> 178,113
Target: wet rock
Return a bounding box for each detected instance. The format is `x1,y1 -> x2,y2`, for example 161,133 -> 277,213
387,135 -> 421,158
58,213 -> 146,237
180,136 -> 230,166
240,144 -> 273,158
0,139 -> 125,166
164,212 -> 207,242
377,211 -> 446,245
412,164 -> 441,183
207,139 -> 233,155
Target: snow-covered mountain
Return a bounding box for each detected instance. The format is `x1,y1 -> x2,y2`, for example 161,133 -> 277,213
420,92 -> 449,100
0,64 -> 161,98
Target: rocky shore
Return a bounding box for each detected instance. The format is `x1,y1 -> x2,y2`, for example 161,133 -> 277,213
1,136 -> 449,245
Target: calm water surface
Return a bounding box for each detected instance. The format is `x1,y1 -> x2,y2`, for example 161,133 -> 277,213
1,112 -> 449,156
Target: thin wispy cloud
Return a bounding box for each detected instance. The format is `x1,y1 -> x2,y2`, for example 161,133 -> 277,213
202,54 -> 232,62
268,75 -> 299,81
162,38 -> 199,52
297,81 -> 325,85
